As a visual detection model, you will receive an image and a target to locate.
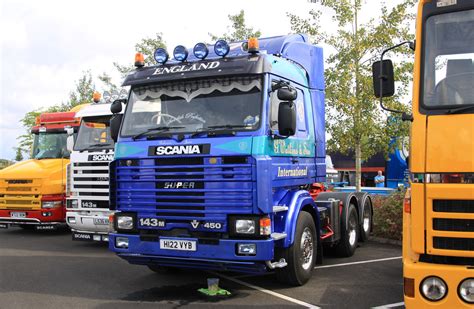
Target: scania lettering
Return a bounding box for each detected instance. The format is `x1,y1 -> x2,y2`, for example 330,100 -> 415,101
109,36 -> 373,285
374,0 -> 474,306
65,91 -> 125,242
0,107 -> 84,229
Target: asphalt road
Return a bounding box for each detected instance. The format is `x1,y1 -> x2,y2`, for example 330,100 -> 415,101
0,227 -> 403,309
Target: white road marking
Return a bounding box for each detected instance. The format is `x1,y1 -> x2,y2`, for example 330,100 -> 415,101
314,256 -> 402,269
372,301 -> 405,308
209,271 -> 321,309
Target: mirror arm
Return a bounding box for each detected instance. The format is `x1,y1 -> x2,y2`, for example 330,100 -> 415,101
379,41 -> 414,122
269,129 -> 289,140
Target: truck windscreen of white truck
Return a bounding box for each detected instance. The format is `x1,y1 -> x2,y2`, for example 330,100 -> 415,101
32,132 -> 69,159
74,116 -> 114,151
121,76 -> 262,138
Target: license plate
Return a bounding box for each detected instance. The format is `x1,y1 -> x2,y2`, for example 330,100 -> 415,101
159,238 -> 196,251
0,223 -> 8,229
93,218 -> 109,225
72,232 -> 92,241
11,212 -> 26,218
81,201 -> 97,208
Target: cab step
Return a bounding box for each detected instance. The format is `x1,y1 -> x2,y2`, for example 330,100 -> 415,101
273,205 -> 288,213
271,232 -> 287,240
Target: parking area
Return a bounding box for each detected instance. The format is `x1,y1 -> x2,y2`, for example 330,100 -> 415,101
0,227 -> 403,308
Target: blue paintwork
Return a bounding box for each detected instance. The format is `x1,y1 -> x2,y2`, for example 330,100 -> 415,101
110,34 -> 327,273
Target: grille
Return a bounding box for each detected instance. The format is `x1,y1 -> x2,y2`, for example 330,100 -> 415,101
6,180 -> 32,184
433,218 -> 474,232
431,199 -> 474,254
114,156 -> 254,227
71,160 -> 110,208
433,237 -> 474,251
433,200 -> 474,213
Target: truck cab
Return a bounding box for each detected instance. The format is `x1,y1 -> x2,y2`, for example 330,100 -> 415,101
0,108 -> 83,230
109,35 -> 372,285
66,92 -> 125,242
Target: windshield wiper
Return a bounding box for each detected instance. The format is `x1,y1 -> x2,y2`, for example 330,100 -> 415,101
87,143 -> 112,148
207,125 -> 250,129
447,105 -> 474,114
189,125 -> 249,138
132,126 -> 185,140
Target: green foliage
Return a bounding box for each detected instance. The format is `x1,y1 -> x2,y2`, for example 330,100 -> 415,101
372,190 -> 405,240
0,159 -> 14,170
289,0 -> 416,191
113,33 -> 167,78
209,10 -> 261,42
14,147 -> 23,161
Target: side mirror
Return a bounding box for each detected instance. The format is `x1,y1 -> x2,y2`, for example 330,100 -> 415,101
110,114 -> 123,142
66,135 -> 74,152
278,102 -> 296,137
111,100 -> 123,114
372,59 -> 395,98
277,87 -> 297,101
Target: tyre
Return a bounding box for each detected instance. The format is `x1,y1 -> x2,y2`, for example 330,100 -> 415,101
147,265 -> 179,274
359,201 -> 372,242
334,204 -> 359,257
276,211 -> 317,286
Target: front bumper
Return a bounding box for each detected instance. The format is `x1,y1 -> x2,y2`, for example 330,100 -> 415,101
0,207 -> 65,225
66,210 -> 111,234
404,259 -> 474,308
109,233 -> 274,273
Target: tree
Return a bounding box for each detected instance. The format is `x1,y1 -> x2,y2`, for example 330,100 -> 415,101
66,70 -> 95,109
14,147 -> 24,162
113,33 -> 167,78
209,10 -> 261,42
289,0 -> 415,191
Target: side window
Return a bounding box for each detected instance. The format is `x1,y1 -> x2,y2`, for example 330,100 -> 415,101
269,85 -> 307,137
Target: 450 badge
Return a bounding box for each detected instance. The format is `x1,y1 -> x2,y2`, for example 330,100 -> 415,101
190,220 -> 224,230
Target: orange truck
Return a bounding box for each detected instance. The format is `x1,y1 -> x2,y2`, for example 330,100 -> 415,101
0,106 -> 84,230
374,0 -> 474,307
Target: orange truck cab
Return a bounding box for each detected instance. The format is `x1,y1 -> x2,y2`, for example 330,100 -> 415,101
0,107 -> 84,230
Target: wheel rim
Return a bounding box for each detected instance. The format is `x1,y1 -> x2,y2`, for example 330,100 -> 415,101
348,213 -> 357,246
300,227 -> 314,270
363,207 -> 371,233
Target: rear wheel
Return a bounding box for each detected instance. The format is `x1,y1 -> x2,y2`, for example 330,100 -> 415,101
335,204 -> 359,257
359,203 -> 372,242
276,211 -> 317,286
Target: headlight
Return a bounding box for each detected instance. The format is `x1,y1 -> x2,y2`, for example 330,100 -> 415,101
67,199 -> 78,209
117,215 -> 134,230
420,276 -> 447,301
459,278 -> 474,304
42,200 -> 62,209
235,219 -> 255,234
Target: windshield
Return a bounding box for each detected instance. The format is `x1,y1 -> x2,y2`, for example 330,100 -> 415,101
121,76 -> 262,137
74,116 -> 114,151
423,9 -> 474,109
32,132 -> 69,159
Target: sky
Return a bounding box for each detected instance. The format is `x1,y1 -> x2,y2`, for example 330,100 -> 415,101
0,0 -> 416,160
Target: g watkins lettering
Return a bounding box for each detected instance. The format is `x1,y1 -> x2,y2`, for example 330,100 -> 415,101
155,145 -> 201,155
90,154 -> 114,161
153,61 -> 220,75
277,167 -> 309,178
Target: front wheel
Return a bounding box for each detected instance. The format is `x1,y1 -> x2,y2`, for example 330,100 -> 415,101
276,211 -> 317,286
334,204 -> 359,257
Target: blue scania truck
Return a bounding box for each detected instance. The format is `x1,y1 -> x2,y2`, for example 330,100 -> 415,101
108,34 -> 373,285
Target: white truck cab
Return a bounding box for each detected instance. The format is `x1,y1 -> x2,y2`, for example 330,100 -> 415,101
66,91 -> 125,242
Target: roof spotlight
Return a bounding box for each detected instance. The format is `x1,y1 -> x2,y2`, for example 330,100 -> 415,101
214,40 -> 230,57
173,45 -> 188,62
154,48 -> 169,64
193,43 -> 209,60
